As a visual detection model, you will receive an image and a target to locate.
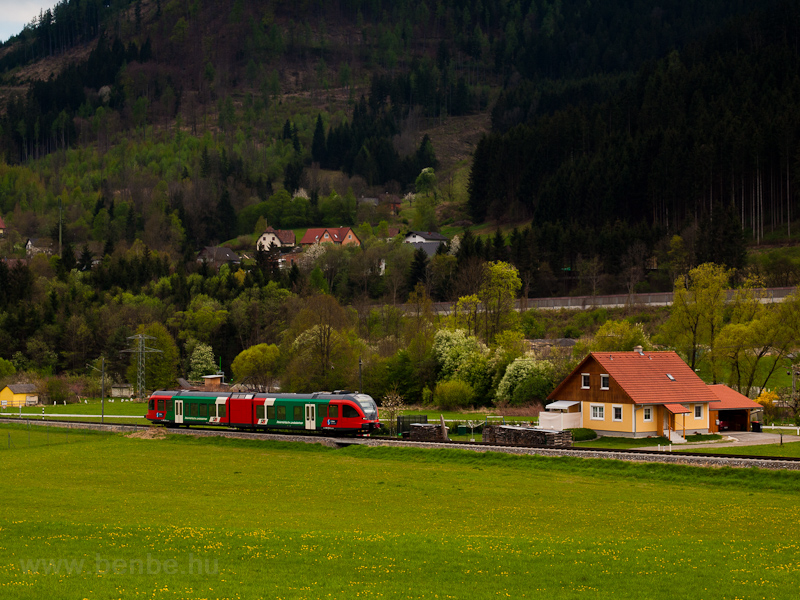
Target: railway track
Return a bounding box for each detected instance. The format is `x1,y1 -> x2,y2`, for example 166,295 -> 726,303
2,417 -> 799,469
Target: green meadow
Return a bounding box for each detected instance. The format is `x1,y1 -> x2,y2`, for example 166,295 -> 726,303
1,424 -> 799,599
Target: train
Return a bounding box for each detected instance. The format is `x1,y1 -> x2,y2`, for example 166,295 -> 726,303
145,389 -> 382,435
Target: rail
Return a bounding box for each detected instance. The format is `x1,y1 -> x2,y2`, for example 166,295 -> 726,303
400,286 -> 796,314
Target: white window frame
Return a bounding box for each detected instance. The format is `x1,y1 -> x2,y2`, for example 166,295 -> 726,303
581,373 -> 591,389
694,404 -> 703,419
612,405 -> 623,422
643,407 -> 653,422
590,404 -> 605,421
600,374 -> 610,390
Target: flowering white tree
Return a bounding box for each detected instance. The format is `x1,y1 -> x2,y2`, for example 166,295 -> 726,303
495,357 -> 555,406
188,342 -> 217,381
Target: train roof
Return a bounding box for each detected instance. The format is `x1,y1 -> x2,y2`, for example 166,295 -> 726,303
151,390 -> 375,402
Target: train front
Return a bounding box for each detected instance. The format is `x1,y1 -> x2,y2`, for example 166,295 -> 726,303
354,393 -> 382,433
146,390 -> 179,424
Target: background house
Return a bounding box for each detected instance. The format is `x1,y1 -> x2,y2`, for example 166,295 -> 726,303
404,231 -> 448,244
197,247 -> 240,269
404,231 -> 449,256
0,214 -> 5,236
300,227 -> 361,247
0,384 -> 39,407
545,348 -> 719,442
257,227 -> 295,250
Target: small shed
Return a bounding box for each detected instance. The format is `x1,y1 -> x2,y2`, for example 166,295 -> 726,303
538,400 -> 582,431
111,384 -> 133,398
0,384 -> 39,407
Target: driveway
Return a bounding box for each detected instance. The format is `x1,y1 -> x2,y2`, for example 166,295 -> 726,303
637,431 -> 800,450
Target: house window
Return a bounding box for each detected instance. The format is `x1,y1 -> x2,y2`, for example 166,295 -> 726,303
612,405 -> 623,422
590,405 -> 605,420
643,407 -> 653,422
581,374 -> 590,389
600,374 -> 610,390
694,404 -> 703,419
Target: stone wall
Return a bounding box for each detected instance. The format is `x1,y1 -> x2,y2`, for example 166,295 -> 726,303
482,425 -> 572,448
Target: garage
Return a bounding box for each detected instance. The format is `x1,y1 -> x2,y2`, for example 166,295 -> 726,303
707,384 -> 762,433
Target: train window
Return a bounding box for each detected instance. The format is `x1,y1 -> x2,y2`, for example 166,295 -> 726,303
148,399 -> 154,410
190,403 -> 198,417
256,405 -> 265,420
342,404 -> 360,418
293,406 -> 302,421
200,403 -> 207,417
158,399 -> 165,411
277,406 -> 286,419
218,405 -> 226,418
267,406 -> 275,419
167,399 -> 173,412
328,405 -> 338,418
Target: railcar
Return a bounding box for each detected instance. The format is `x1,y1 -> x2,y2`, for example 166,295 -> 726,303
146,390 -> 381,435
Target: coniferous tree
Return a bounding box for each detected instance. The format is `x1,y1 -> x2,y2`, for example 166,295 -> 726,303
311,114 -> 326,165
407,248 -> 429,291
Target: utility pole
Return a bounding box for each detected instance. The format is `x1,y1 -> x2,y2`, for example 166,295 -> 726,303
122,334 -> 162,402
87,357 -> 106,423
58,196 -> 62,258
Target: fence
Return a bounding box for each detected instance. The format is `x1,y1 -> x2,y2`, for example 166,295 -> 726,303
0,422 -> 96,451
396,415 -> 428,434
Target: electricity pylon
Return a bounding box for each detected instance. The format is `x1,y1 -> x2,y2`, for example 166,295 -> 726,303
122,334 -> 162,402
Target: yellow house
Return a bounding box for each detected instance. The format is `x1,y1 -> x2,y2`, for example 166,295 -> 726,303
0,384 -> 39,408
546,349 -> 719,443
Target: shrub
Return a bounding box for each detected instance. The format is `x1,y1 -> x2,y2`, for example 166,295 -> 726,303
521,311 -> 546,339
433,380 -> 474,410
44,376 -> 71,404
569,428 -> 597,442
562,325 -> 582,339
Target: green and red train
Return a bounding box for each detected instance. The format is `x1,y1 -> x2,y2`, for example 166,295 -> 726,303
145,390 -> 381,434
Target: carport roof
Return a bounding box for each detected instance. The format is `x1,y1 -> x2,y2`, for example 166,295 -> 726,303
664,403 -> 691,414
547,400 -> 581,411
707,384 -> 763,410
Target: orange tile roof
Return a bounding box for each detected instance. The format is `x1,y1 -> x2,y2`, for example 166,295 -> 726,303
707,385 -> 762,410
562,351 -> 720,406
300,227 -> 359,245
664,403 -> 690,414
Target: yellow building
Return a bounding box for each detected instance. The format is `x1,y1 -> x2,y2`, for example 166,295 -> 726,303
0,384 -> 39,408
546,349 -> 719,442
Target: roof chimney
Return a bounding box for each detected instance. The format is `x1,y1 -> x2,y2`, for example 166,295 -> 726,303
634,345 -> 644,355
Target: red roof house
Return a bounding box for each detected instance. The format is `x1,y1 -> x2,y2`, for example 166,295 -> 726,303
0,214 -> 6,236
300,227 -> 360,247
546,349 -> 720,442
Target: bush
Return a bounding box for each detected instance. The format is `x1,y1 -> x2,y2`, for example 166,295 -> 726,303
44,376 -> 71,404
521,311 -> 546,339
433,380 -> 474,410
496,358 -> 556,406
569,428 -> 597,442
562,324 -> 582,339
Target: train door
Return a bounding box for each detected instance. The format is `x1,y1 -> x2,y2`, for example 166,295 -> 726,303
175,400 -> 184,424
305,404 -> 316,430
211,396 -> 227,424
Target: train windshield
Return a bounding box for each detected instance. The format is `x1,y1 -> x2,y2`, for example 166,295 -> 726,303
354,394 -> 378,419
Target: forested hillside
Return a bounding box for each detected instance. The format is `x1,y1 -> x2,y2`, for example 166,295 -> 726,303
1,0 -> 800,402
472,1 -> 800,256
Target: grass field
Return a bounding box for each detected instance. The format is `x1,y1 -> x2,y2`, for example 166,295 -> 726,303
1,423 -> 799,599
